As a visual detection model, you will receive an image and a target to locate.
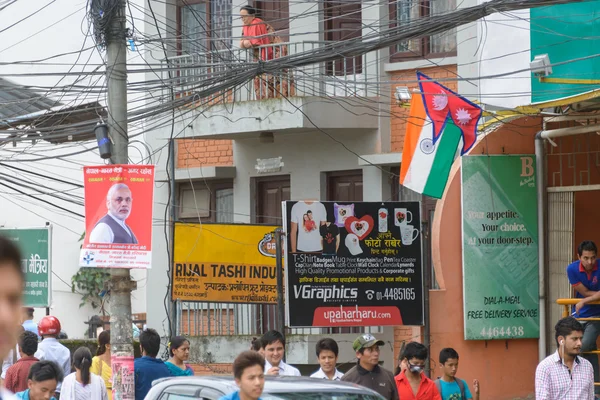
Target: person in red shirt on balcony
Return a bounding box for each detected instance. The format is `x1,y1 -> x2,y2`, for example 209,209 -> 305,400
240,5 -> 273,61
239,5 -> 276,99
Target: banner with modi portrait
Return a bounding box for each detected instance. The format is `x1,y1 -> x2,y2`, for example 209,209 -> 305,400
80,165 -> 155,269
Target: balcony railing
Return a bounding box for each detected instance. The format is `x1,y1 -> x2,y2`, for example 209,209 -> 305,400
164,41 -> 381,104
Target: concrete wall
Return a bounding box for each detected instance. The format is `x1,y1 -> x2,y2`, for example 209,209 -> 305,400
232,130 -> 379,223
187,331 -> 394,369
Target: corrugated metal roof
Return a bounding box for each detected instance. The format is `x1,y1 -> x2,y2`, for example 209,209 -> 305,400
0,77 -> 59,120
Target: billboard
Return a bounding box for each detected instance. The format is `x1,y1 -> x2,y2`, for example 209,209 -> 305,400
462,155 -> 539,340
173,223 -> 280,303
80,165 -> 155,269
283,201 -> 423,327
0,227 -> 52,307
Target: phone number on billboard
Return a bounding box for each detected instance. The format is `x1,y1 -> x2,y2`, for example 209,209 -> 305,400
366,288 -> 416,301
479,326 -> 525,339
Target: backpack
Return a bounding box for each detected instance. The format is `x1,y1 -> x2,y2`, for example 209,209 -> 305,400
435,378 -> 467,400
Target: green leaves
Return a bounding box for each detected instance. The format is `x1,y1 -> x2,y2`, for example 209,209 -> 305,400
71,267 -> 110,309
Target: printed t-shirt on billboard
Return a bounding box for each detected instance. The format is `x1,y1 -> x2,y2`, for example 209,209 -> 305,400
291,201 -> 327,252
319,223 -> 340,255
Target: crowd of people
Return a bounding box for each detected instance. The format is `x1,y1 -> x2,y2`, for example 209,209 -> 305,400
6,215 -> 600,400
0,223 -> 486,400
0,313 -> 200,400
0,311 -> 485,400
231,330 -> 480,400
0,312 -> 111,400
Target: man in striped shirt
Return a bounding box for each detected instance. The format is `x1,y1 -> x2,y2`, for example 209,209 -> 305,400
535,317 -> 594,400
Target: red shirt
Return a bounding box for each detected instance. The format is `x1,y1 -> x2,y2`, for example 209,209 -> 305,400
242,18 -> 273,60
5,356 -> 39,393
395,371 -> 442,400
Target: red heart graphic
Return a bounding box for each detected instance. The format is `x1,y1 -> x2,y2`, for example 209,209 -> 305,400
344,215 -> 374,240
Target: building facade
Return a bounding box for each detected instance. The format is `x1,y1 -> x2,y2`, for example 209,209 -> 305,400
144,0 -> 600,396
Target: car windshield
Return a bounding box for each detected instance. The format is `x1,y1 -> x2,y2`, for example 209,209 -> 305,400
262,394 -> 381,400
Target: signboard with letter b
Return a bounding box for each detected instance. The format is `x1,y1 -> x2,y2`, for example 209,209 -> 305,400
461,155 -> 539,340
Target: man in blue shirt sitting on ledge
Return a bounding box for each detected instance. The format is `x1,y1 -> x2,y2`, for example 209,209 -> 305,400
134,328 -> 171,400
570,240 -> 600,395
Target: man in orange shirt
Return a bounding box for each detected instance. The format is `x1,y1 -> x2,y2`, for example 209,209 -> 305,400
395,342 -> 441,400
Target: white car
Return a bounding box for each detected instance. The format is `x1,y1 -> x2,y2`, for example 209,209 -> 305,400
145,376 -> 386,400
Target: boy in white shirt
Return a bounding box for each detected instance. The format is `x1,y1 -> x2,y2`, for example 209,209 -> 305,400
310,338 -> 344,380
262,330 -> 301,376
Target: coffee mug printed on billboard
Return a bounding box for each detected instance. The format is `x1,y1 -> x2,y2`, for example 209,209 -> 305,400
400,225 -> 419,246
394,208 -> 413,226
284,201 -> 423,328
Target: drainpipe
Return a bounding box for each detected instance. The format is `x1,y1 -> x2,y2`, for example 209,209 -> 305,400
539,122 -> 600,139
535,131 -> 547,361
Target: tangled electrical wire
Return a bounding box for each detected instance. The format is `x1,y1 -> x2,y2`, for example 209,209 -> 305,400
88,0 -> 123,48
0,0 -> 592,149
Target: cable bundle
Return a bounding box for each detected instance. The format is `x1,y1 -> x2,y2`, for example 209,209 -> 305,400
88,0 -> 123,47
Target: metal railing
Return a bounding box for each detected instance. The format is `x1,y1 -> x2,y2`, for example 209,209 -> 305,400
164,41 -> 380,103
556,298 -> 600,386
175,300 -> 383,337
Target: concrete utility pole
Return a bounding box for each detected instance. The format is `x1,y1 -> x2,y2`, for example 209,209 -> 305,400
106,2 -> 136,400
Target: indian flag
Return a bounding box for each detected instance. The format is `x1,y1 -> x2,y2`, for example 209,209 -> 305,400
399,93 -> 464,199
399,73 -> 482,199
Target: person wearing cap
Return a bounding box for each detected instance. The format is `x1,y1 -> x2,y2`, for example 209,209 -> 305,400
341,334 -> 398,400
35,316 -> 71,399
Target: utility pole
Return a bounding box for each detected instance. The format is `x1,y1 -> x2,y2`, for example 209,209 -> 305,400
275,228 -> 285,357
106,2 -> 136,400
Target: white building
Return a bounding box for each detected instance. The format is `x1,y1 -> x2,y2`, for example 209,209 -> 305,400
142,0 -> 430,369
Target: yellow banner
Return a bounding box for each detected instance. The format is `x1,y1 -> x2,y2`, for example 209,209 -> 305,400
173,223 -> 279,303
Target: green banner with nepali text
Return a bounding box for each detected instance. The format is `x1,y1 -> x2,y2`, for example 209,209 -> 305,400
461,155 -> 539,340
0,227 -> 52,308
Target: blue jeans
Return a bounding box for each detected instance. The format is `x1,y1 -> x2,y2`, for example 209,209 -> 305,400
582,320 -> 600,394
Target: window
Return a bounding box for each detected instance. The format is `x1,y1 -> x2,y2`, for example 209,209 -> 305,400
390,0 -> 457,61
177,0 -> 232,54
177,181 -> 233,222
253,0 -> 290,39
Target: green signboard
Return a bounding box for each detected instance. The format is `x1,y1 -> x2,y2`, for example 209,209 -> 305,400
461,156 -> 539,340
0,228 -> 52,307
